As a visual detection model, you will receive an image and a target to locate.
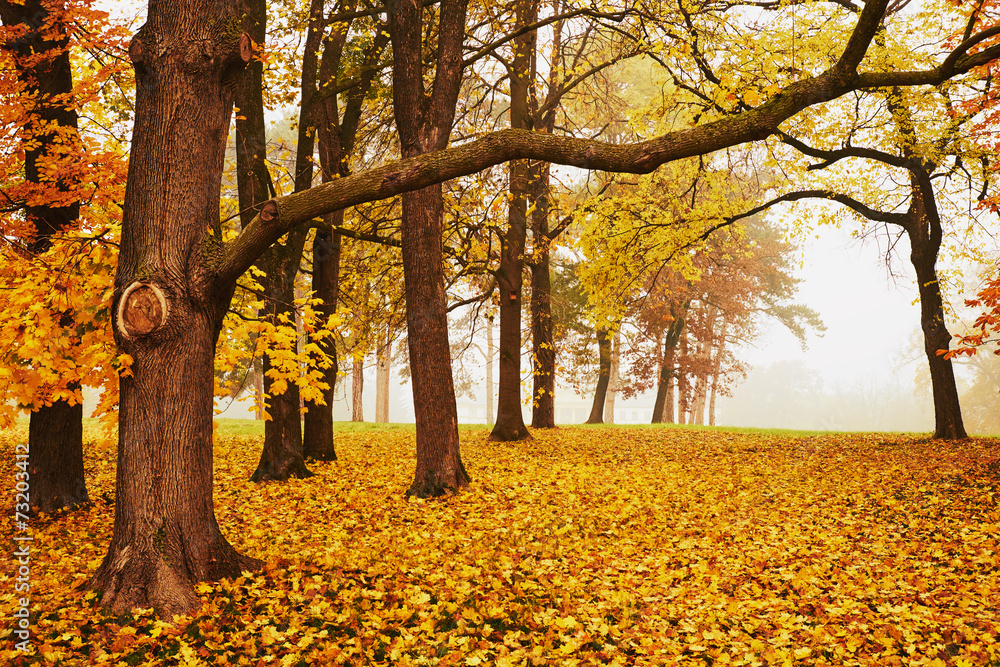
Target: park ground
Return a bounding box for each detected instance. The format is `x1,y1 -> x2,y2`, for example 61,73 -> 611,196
0,421 -> 998,666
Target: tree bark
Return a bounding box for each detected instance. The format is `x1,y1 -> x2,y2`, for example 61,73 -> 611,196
529,164 -> 557,428
388,0 -> 471,495
375,332 -> 391,423
87,1 -> 261,614
351,357 -> 365,422
605,328 -> 621,423
651,312 -> 685,424
490,0 -> 537,442
1,0 -> 89,512
235,0 -> 275,438
400,184 -> 470,495
585,327 -> 613,423
907,170 -> 967,439
250,0 -> 332,481
302,223 -> 340,459
28,383 -> 87,513
304,9 -> 385,457
486,314 -> 496,425
651,346 -> 670,425
250,235 -> 313,481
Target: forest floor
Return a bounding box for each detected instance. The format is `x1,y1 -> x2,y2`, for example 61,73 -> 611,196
0,422 -> 998,666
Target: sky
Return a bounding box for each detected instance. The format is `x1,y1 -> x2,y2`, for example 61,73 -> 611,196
741,221 -> 924,387
715,216 -> 945,431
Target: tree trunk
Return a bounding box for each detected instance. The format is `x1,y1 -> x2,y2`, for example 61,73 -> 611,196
490,0 -> 536,442
375,331 -> 391,423
605,329 -> 621,423
304,9 -> 384,456
708,317 -> 727,427
529,165 -> 556,428
677,334 -> 690,425
388,0 -> 470,496
400,185 -> 470,495
352,357 -> 365,422
28,384 -> 87,513
527,7 -> 561,430
1,0 -> 89,512
88,2 -> 261,614
253,357 -> 264,420
302,223 -> 340,459
651,313 -> 685,424
250,237 -> 313,481
585,327 -> 613,424
251,0 -> 331,480
691,305 -> 717,425
486,314 -> 495,425
664,347 -> 676,424
907,172 -> 966,439
651,347 -> 669,425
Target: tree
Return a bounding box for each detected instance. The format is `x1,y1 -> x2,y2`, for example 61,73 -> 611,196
83,0 -> 1000,613
0,0 -> 128,512
85,0 -> 261,614
767,80 -> 983,439
489,0 -> 537,442
386,0 -> 472,495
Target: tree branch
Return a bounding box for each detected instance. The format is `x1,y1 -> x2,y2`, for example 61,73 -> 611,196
217,0 -> 1000,287
776,130 -> 913,170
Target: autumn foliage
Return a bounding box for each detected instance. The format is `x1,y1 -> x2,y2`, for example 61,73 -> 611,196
0,0 -> 131,426
1,422 -> 997,666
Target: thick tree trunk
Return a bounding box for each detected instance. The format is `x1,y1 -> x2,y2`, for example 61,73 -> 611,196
88,2 -> 260,614
352,357 -> 365,422
585,327 -> 613,424
28,384 -> 87,513
2,0 -> 89,512
914,260 -> 965,438
400,185 -> 470,495
388,0 -> 470,495
375,333 -> 391,423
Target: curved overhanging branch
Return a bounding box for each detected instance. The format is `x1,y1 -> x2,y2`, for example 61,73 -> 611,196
214,0 -> 1000,287
776,130 -> 914,171
737,189 -> 908,226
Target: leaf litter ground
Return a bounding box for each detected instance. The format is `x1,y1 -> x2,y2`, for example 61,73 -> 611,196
1,424 -> 998,666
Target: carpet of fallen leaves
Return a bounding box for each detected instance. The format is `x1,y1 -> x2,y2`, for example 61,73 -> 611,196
1,424 -> 999,666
